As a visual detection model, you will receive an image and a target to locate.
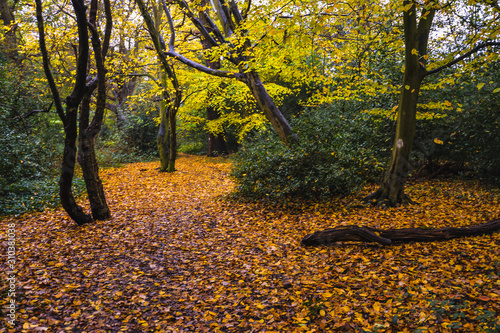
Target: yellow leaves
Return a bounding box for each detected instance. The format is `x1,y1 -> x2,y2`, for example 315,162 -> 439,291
477,82 -> 485,90
4,156 -> 500,332
434,138 -> 444,145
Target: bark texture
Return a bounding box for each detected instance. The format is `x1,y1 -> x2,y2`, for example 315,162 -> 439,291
36,0 -> 111,224
366,2 -> 434,206
76,0 -> 111,220
137,0 -> 181,173
301,218 -> 500,246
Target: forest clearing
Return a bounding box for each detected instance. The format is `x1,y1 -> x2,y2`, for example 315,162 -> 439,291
2,0 -> 500,331
1,155 -> 499,332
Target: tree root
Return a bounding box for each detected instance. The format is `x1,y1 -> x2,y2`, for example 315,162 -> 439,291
362,188 -> 415,207
301,218 -> 500,246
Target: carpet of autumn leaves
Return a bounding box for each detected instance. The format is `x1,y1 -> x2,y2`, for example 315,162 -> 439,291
1,155 -> 500,333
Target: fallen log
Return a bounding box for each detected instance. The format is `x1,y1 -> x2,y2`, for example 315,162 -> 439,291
301,218 -> 500,246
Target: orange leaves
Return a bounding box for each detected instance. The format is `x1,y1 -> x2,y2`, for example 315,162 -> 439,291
1,155 -> 500,331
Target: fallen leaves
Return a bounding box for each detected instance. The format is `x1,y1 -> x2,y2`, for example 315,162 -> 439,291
0,155 -> 499,332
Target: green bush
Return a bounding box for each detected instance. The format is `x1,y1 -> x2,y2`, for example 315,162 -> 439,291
0,60 -> 75,216
231,104 -> 391,200
0,176 -> 86,216
412,59 -> 500,181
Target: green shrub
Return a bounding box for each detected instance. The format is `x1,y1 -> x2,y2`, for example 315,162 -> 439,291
0,60 -> 71,215
0,175 -> 86,216
231,104 -> 391,200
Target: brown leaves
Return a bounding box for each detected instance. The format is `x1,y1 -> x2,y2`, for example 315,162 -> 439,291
1,155 -> 499,332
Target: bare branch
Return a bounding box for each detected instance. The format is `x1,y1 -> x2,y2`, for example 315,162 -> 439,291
424,41 -> 500,77
162,0 -> 176,52
102,0 -> 112,58
35,0 -> 65,123
173,0 -> 220,47
126,73 -> 163,89
166,50 -> 243,79
22,102 -> 53,119
241,0 -> 251,20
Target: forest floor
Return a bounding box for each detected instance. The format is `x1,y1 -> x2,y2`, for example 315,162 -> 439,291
1,155 -> 500,333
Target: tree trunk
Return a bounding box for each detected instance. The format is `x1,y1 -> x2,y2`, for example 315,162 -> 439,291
243,71 -> 297,146
364,74 -> 422,206
198,2 -> 229,157
0,0 -> 18,61
60,105 -> 92,225
167,102 -> 177,172
157,102 -> 169,172
78,134 -> 110,220
301,218 -> 500,246
207,105 -> 228,156
365,2 -> 434,207
78,93 -> 111,220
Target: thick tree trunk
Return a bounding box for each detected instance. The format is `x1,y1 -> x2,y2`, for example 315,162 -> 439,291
78,134 -> 110,220
301,218 -> 500,246
75,0 -> 111,221
243,71 -> 297,146
364,75 -> 422,206
207,106 -> 228,156
365,2 -> 434,207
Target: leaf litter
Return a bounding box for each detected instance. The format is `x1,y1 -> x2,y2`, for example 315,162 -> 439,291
1,155 -> 499,332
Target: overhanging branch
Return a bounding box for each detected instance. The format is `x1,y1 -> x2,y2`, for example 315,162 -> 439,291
424,41 -> 500,78
165,50 -> 242,79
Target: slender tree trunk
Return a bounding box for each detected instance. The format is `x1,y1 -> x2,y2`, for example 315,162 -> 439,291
198,1 -> 228,157
167,101 -> 177,172
78,92 -> 111,220
243,71 -> 297,146
157,98 -> 169,172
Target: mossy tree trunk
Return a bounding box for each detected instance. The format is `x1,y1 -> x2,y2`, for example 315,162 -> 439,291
157,95 -> 169,172
365,1 -> 434,207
